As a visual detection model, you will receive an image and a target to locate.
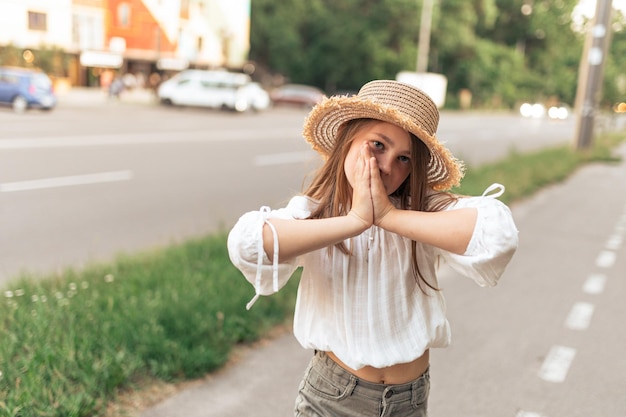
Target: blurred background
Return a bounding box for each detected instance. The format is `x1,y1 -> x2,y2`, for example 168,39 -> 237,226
0,0 -> 624,112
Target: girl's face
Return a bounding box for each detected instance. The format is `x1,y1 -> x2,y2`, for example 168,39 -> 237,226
344,121 -> 412,195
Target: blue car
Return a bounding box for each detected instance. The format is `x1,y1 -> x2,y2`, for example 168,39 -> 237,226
0,66 -> 57,113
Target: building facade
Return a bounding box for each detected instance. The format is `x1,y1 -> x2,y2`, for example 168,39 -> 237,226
0,0 -> 251,87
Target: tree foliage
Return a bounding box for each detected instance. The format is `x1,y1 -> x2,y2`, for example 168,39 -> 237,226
250,0 -> 625,110
0,43 -> 69,77
250,0 -> 420,92
603,10 -> 626,107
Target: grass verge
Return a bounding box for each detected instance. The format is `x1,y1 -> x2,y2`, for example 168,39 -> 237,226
454,133 -> 624,202
0,133 -> 624,417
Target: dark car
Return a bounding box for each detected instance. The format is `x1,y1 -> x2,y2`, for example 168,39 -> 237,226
0,67 -> 57,113
270,84 -> 325,108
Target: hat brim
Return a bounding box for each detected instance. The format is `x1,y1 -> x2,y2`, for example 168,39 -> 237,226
303,95 -> 464,191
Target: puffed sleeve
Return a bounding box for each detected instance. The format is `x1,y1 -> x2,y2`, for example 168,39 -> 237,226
440,184 -> 519,287
227,196 -> 314,309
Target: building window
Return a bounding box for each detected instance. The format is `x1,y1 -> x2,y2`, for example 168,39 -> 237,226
73,13 -> 103,50
118,3 -> 130,27
28,11 -> 47,31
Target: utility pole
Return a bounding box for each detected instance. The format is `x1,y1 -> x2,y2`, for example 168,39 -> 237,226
574,0 -> 613,150
416,0 -> 434,73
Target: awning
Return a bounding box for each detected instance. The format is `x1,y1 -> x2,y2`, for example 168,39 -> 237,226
157,58 -> 189,71
79,51 -> 123,69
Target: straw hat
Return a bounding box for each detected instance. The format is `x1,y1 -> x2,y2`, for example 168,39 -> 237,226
302,79 -> 464,191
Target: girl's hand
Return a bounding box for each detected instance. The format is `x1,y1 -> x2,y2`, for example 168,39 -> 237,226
348,143 -> 374,229
369,153 -> 395,226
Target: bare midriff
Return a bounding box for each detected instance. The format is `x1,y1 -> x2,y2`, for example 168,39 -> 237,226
325,349 -> 429,385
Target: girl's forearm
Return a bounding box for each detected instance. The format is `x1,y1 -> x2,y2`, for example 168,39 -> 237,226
263,214 -> 368,261
378,208 -> 477,254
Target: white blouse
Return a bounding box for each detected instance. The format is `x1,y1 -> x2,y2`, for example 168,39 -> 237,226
227,184 -> 519,370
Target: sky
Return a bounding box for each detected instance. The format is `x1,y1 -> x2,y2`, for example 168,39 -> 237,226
575,0 -> 626,17
571,0 -> 626,32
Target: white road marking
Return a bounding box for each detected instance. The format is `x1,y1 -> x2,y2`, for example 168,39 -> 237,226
539,345 -> 576,383
523,206 -> 625,414
0,170 -> 133,192
615,212 -> 626,233
253,151 -> 316,166
516,411 -> 546,417
606,234 -> 622,251
564,302 -> 595,330
595,250 -> 616,268
0,127 -> 302,149
583,273 -> 607,295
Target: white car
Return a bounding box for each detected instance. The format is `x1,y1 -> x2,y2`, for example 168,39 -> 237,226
157,69 -> 270,112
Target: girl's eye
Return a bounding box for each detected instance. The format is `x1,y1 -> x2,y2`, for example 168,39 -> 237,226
399,155 -> 410,164
371,140 -> 384,150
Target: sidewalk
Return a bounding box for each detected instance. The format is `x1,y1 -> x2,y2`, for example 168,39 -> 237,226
139,142 -> 626,417
139,328 -> 311,417
55,87 -> 157,107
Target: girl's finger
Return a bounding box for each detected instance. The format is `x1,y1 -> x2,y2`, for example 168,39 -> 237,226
358,144 -> 370,180
369,156 -> 382,186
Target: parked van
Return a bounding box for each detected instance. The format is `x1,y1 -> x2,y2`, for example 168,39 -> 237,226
157,69 -> 270,112
0,67 -> 57,113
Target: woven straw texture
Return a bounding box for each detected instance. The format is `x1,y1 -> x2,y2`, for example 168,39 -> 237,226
302,80 -> 464,191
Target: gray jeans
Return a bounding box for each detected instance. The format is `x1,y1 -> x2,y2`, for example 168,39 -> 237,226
294,351 -> 430,417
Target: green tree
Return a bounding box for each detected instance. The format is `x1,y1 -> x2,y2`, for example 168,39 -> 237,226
249,0 -> 311,82
601,8 -> 626,108
249,0 -> 620,110
250,0 -> 420,93
0,44 -> 24,67
442,0 -> 582,108
0,43 -> 68,76
519,0 -> 582,105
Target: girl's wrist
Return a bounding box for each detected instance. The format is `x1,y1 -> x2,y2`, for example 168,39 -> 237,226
347,211 -> 371,234
374,205 -> 396,229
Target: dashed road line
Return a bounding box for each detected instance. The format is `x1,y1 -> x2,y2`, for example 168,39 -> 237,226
595,250 -> 616,268
516,411 -> 545,417
605,234 -> 622,250
0,170 -> 133,192
253,151 -> 316,166
583,273 -> 607,295
0,127 -> 303,149
539,345 -> 576,383
526,180 -> 625,415
564,302 -> 595,331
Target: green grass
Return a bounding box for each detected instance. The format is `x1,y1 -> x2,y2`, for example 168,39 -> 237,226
454,133 -> 624,204
0,132 -> 624,417
0,236 -> 300,416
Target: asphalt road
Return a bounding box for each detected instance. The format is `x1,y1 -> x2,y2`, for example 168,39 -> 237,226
0,90 -> 615,285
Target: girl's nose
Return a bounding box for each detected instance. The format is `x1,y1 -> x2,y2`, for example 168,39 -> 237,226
377,155 -> 391,175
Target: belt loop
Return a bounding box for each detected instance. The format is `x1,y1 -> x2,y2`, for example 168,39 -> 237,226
411,366 -> 429,404
411,378 -> 418,405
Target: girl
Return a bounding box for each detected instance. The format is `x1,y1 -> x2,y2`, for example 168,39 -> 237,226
228,80 -> 518,416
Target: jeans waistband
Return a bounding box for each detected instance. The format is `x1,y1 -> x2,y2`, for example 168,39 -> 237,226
313,351 -> 429,400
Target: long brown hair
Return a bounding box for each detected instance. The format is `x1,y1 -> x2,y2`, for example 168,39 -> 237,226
303,118 -> 457,292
